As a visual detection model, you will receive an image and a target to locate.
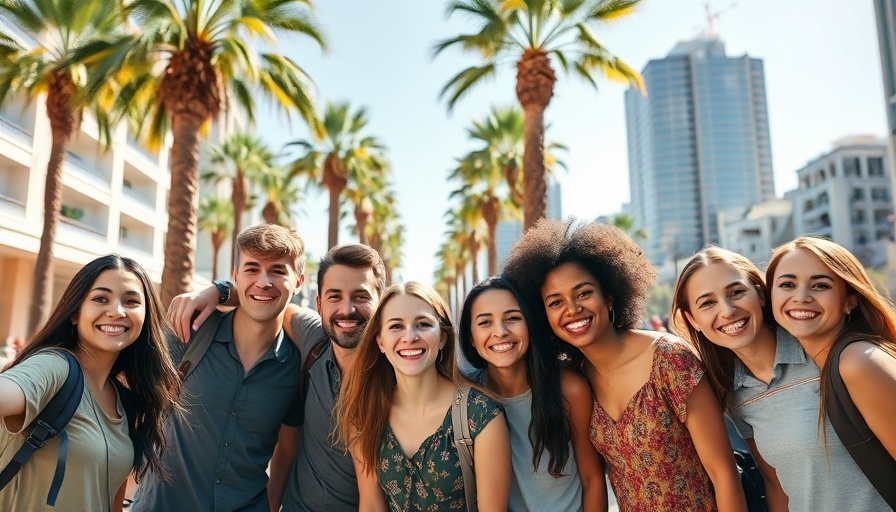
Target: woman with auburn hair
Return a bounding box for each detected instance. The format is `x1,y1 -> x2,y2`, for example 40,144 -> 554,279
671,246 -> 889,510
459,277 -> 607,511
0,254 -> 181,512
503,218 -> 745,512
766,236 -> 896,508
335,281 -> 510,511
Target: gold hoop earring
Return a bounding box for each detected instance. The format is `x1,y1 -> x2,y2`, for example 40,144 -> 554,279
608,308 -> 616,327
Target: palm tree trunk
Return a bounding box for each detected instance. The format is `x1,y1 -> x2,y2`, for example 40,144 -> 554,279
231,171 -> 247,271
355,207 -> 369,245
482,197 -> 499,275
27,133 -> 67,334
262,201 -> 280,224
521,104 -> 547,230
327,184 -> 342,249
161,114 -> 203,307
211,242 -> 221,281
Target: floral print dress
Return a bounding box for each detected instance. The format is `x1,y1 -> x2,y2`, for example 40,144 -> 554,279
590,336 -> 717,511
377,388 -> 504,512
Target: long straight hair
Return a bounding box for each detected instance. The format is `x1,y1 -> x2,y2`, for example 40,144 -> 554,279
459,277 -> 570,477
766,236 -> 896,438
670,247 -> 775,409
335,281 -> 459,473
10,254 -> 182,481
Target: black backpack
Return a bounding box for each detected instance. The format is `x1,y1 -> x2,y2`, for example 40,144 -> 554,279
0,349 -> 84,506
734,448 -> 768,512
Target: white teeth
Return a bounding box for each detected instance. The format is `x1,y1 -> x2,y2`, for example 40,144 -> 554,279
490,342 -> 515,353
566,319 -> 589,331
99,326 -> 125,334
251,295 -> 274,301
719,319 -> 746,334
336,321 -> 358,328
788,310 -> 818,319
398,349 -> 423,357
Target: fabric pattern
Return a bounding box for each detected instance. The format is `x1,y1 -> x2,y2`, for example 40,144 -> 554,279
377,388 -> 503,511
589,336 -> 716,512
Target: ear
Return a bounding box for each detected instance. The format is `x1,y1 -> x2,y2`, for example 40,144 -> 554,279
294,272 -> 305,295
684,311 -> 700,332
756,285 -> 767,307
846,294 -> 858,313
376,335 -> 385,354
439,330 -> 448,350
315,294 -> 322,313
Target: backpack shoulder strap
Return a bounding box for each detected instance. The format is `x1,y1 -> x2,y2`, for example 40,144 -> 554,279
297,339 -> 329,425
827,337 -> 896,507
0,349 -> 84,506
177,310 -> 225,381
451,385 -> 477,512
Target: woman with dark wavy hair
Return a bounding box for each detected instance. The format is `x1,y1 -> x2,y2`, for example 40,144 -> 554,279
459,276 -> 606,511
0,254 -> 181,511
503,218 -> 745,511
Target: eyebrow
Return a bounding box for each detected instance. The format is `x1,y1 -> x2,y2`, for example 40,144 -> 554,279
543,282 -> 592,300
474,308 -> 522,320
776,273 -> 833,281
693,282 -> 744,305
90,287 -> 143,297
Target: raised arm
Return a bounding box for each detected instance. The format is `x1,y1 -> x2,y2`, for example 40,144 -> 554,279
165,283 -> 231,341
561,371 -> 608,512
684,378 -> 747,512
840,341 -> 896,459
473,413 -> 511,512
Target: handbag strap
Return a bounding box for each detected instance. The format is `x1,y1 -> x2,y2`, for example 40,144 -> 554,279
451,385 -> 477,512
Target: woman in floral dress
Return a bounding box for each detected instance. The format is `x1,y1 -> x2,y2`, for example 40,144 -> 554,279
502,219 -> 746,512
335,282 -> 511,511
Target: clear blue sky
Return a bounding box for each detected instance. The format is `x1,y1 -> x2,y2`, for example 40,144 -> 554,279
258,0 -> 887,284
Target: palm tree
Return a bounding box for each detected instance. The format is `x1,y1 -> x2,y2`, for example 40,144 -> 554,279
435,0 -> 644,229
202,133 -> 274,268
197,196 -> 233,281
90,0 -> 326,305
288,101 -> 386,249
0,0 -> 125,332
346,161 -> 390,246
445,205 -> 485,287
258,164 -> 305,226
606,212 -> 647,242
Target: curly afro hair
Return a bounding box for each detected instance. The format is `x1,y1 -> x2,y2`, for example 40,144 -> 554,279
502,218 -> 656,331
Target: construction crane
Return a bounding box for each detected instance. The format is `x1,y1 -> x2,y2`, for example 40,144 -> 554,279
701,1 -> 737,39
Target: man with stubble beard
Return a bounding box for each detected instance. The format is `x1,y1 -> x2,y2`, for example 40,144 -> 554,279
168,244 -> 386,511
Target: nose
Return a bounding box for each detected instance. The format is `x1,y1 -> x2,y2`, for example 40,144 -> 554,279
492,322 -> 510,338
108,301 -> 125,317
565,300 -> 581,316
337,298 -> 356,316
257,272 -> 273,288
793,286 -> 812,303
720,299 -> 737,318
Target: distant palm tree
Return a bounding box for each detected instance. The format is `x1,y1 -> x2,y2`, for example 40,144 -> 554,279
445,205 -> 486,286
288,101 -> 386,249
203,133 -> 274,268
435,0 -> 644,229
258,165 -> 305,226
90,0 -> 326,305
345,158 -> 389,246
198,196 -> 233,280
450,106 -> 566,274
0,0 -> 125,332
606,212 -> 647,242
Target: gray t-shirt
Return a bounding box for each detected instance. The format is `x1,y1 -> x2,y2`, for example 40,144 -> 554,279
133,312 -> 302,512
281,340 -> 358,511
503,389 -> 583,512
730,330 -> 888,511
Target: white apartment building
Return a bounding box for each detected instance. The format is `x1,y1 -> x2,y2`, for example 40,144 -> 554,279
791,135 -> 893,268
0,91 -> 174,344
719,197 -> 793,266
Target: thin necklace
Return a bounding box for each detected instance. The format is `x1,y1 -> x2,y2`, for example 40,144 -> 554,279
596,351 -> 624,388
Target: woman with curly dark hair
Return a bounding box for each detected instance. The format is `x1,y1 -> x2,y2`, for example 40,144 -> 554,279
502,218 -> 745,511
0,254 -> 181,511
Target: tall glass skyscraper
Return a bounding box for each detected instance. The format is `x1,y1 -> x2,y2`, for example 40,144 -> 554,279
625,37 -> 774,265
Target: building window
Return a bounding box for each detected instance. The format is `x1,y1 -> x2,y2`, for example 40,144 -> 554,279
855,231 -> 869,244
852,209 -> 867,223
874,209 -> 891,224
830,162 -> 836,177
844,157 -> 861,177
868,157 -> 885,177
852,188 -> 865,201
803,199 -> 814,212
872,188 -> 890,202
817,191 -> 829,205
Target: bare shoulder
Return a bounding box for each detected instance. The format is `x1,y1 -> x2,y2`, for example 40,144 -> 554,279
560,370 -> 592,402
839,341 -> 896,384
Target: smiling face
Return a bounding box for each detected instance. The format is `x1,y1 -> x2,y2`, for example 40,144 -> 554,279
684,262 -> 769,352
376,293 -> 446,378
541,262 -> 615,348
316,264 -> 380,350
233,250 -> 302,324
469,289 -> 530,370
74,268 -> 146,357
770,249 -> 856,351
